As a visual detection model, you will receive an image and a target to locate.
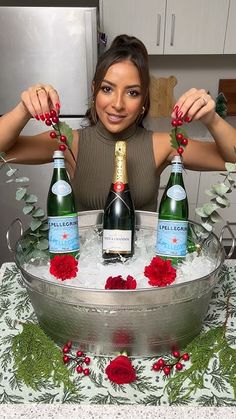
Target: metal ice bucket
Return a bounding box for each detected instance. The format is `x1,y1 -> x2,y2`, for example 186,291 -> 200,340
12,210 -> 229,356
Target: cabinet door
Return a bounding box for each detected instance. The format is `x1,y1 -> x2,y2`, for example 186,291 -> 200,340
224,0 -> 236,53
100,0 -> 166,54
164,0 -> 229,54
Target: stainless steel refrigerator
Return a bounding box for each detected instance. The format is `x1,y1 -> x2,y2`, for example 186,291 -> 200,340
0,6 -> 98,264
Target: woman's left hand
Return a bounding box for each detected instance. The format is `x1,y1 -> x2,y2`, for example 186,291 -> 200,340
172,88 -> 216,125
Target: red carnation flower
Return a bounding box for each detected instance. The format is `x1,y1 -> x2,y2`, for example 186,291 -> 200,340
50,254 -> 78,280
105,355 -> 137,384
144,256 -> 176,287
105,275 -> 137,290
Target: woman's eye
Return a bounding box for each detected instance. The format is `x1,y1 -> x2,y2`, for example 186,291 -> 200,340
101,85 -> 112,93
128,90 -> 140,97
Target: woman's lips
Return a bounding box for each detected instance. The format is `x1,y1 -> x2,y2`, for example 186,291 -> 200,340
107,113 -> 126,123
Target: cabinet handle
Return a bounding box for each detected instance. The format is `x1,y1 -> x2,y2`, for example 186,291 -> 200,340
170,14 -> 175,46
156,13 -> 161,46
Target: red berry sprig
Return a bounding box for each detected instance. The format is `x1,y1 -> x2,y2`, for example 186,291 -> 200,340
152,350 -> 190,376
62,341 -> 91,377
170,106 -> 190,156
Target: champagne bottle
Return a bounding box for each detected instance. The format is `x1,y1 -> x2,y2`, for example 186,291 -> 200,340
47,150 -> 79,260
156,155 -> 188,265
102,141 -> 135,263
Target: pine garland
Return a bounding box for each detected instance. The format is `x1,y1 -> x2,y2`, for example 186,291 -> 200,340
164,294 -> 236,403
12,323 -> 76,391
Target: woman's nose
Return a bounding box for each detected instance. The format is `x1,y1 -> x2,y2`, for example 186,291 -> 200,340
112,92 -> 124,110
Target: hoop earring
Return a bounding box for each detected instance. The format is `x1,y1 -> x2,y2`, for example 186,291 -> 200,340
140,105 -> 145,115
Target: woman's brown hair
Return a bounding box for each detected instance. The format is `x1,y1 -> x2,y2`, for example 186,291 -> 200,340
86,34 -> 150,126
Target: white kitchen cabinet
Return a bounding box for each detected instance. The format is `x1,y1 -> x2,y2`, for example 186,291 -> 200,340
100,0 -> 230,55
224,0 -> 236,54
100,0 -> 166,55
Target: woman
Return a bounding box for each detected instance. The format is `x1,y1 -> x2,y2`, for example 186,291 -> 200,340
0,34 -> 235,211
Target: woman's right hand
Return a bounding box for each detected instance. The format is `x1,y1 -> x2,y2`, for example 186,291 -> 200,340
20,83 -> 60,121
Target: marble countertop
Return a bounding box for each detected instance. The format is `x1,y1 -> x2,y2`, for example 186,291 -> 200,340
1,405 -> 236,418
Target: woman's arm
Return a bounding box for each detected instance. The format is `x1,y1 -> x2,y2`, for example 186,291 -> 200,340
172,88 -> 236,166
153,88 -> 236,171
0,84 -> 62,164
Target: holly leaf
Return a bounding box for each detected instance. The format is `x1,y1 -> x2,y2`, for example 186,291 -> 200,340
56,121 -> 73,148
170,129 -> 178,150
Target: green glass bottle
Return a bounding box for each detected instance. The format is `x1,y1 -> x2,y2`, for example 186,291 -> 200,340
102,141 -> 135,263
156,155 -> 188,265
47,150 -> 79,260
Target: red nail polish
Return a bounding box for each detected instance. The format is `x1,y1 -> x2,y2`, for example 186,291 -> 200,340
184,116 -> 191,123
45,112 -> 50,119
55,103 -> 60,110
35,114 -> 40,120
40,114 -> 45,121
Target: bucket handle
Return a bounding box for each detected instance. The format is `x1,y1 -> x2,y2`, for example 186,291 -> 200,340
219,222 -> 236,259
6,218 -> 23,252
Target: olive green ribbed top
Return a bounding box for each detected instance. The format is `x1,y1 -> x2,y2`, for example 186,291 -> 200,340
71,121 -> 159,211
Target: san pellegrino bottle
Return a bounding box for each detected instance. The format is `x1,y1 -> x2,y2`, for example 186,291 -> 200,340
47,150 -> 79,259
102,141 -> 135,263
156,155 -> 188,265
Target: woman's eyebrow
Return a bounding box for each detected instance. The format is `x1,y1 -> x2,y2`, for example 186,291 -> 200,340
102,79 -> 141,89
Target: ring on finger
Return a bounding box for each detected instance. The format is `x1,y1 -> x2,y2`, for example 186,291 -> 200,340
36,87 -> 45,94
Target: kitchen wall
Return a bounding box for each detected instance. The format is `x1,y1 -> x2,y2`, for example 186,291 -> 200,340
146,54 -> 236,135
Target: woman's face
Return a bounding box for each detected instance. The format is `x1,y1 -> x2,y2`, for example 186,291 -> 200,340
95,60 -> 143,133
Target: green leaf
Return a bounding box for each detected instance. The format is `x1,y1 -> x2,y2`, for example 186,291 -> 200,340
12,323 -> 75,391
25,194 -> 38,204
205,189 -> 216,197
56,121 -> 73,148
35,239 -> 49,250
30,219 -> 42,231
16,188 -> 27,201
210,211 -> 223,223
202,202 -> 219,215
23,205 -> 34,215
170,129 -> 178,150
195,207 -> 208,217
15,177 -> 29,183
201,221 -> 213,232
6,168 -> 18,177
32,208 -> 45,218
225,162 -> 236,172
212,183 -> 229,196
40,223 -> 49,231
216,195 -> 230,207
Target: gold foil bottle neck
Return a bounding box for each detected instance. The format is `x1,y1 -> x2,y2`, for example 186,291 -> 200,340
115,141 -> 126,158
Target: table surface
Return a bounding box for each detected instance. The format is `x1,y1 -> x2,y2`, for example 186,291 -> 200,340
0,261 -> 236,412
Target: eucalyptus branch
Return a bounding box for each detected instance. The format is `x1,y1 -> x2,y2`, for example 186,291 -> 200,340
0,152 -> 49,258
195,162 -> 236,233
